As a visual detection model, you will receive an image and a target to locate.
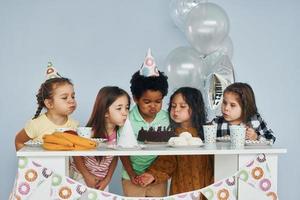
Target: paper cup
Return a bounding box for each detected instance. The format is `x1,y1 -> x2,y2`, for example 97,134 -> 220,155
76,127 -> 92,138
229,125 -> 246,148
203,124 -> 217,144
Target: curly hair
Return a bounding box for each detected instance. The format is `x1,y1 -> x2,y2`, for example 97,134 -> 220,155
33,77 -> 73,119
168,87 -> 207,140
130,70 -> 168,99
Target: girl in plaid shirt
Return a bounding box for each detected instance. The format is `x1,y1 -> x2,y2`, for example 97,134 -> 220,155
213,82 -> 276,142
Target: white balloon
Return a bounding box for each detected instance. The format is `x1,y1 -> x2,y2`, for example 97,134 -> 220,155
169,0 -> 204,32
185,2 -> 230,55
219,36 -> 234,59
164,46 -> 207,92
203,36 -> 234,67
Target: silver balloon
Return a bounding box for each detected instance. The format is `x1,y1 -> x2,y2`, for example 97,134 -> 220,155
169,0 -> 205,32
165,46 -> 206,92
185,2 -> 230,55
219,36 -> 233,59
203,55 -> 235,120
203,36 -> 234,67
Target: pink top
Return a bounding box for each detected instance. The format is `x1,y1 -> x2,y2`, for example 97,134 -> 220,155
71,131 -> 117,179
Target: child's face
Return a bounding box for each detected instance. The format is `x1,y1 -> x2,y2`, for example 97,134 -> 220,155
221,92 -> 242,125
134,90 -> 163,122
46,83 -> 77,115
106,95 -> 129,127
170,93 -> 192,127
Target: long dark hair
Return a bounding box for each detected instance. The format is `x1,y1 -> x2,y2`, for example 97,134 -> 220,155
168,87 -> 207,140
33,77 -> 73,119
86,86 -> 130,138
224,82 -> 258,123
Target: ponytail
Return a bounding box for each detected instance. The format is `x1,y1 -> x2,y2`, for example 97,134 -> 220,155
32,77 -> 73,119
33,104 -> 43,119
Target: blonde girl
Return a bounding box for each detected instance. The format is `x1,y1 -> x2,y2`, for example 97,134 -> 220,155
15,77 -> 78,151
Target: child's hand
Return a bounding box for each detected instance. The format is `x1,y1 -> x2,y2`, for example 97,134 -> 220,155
137,173 -> 155,187
246,127 -> 258,141
83,173 -> 101,188
96,177 -> 109,191
128,172 -> 139,185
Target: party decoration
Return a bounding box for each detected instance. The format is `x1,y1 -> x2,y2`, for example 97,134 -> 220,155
11,154 -> 278,199
236,154 -> 278,200
201,176 -> 237,200
139,48 -> 159,77
205,36 -> 234,65
117,118 -> 138,148
185,2 -> 230,55
46,62 -> 61,80
202,55 -> 235,120
12,157 -> 53,200
50,173 -> 87,200
165,46 -> 206,93
238,179 -> 270,200
169,0 -> 203,32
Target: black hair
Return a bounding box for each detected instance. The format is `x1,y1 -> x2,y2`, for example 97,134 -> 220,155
168,87 -> 207,140
33,77 -> 73,119
130,70 -> 168,99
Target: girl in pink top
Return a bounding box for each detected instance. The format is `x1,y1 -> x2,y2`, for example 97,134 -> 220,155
72,86 -> 130,190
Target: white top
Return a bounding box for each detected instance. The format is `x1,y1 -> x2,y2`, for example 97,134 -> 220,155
17,142 -> 287,157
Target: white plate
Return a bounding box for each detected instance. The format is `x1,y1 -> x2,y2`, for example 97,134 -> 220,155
168,144 -> 204,148
245,140 -> 272,146
106,144 -> 146,150
90,138 -> 108,143
24,140 -> 43,147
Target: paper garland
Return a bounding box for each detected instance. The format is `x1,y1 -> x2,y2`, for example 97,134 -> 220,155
11,154 -> 278,200
12,157 -> 53,200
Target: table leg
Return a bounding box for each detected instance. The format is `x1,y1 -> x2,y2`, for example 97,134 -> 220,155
214,154 -> 238,181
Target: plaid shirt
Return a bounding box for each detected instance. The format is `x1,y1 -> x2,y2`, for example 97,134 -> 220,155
212,113 -> 276,142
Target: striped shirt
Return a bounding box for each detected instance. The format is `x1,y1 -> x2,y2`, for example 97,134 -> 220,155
71,131 -> 116,179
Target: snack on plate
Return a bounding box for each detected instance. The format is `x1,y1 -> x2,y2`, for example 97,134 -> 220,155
42,132 -> 97,151
63,130 -> 78,135
168,132 -> 203,146
179,132 -> 193,139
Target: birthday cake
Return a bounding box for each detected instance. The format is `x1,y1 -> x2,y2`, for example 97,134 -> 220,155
137,126 -> 176,142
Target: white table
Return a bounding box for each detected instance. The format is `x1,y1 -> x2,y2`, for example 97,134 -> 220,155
17,142 -> 286,193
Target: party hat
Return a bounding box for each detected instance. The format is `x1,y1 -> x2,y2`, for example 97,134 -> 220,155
118,118 -> 138,148
46,62 -> 61,80
139,48 -> 159,77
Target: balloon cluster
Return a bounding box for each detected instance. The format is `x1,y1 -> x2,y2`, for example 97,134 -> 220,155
165,0 -> 235,119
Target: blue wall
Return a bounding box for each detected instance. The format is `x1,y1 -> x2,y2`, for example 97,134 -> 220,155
1,0 -> 299,199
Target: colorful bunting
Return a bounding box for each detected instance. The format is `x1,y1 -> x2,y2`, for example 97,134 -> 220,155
11,154 -> 278,200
